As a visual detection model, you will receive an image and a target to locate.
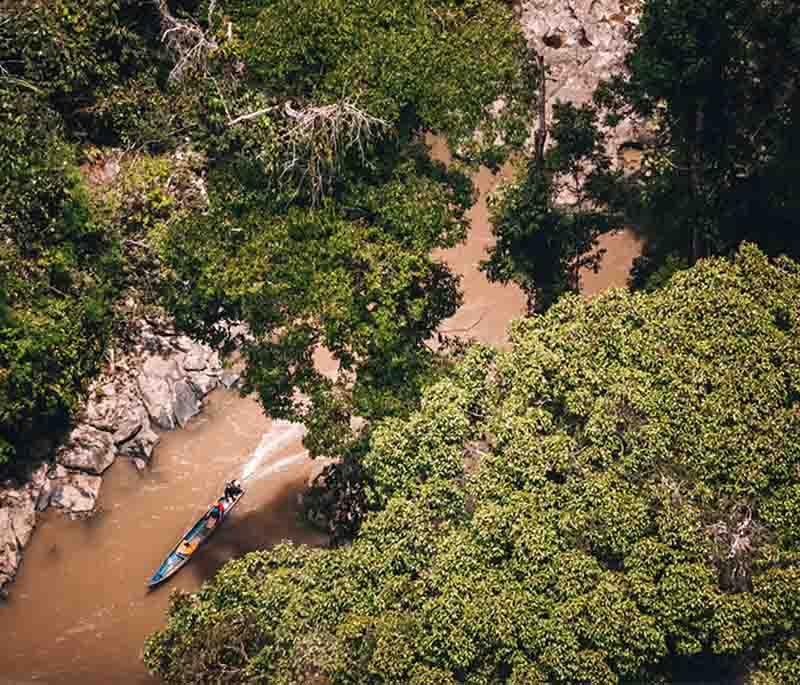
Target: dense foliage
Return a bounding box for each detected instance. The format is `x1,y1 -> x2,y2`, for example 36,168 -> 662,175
596,0 -> 800,284
482,101 -> 622,312
0,0 -> 187,472
1,0 -> 533,470
158,0 -> 536,455
0,87 -> 116,469
146,245 -> 800,684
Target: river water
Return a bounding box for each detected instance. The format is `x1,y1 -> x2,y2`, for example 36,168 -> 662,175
0,150 -> 640,684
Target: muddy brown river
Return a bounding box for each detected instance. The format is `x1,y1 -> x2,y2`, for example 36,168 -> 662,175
0,152 -> 640,684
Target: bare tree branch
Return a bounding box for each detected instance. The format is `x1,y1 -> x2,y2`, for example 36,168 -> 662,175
227,105 -> 280,127
278,99 -> 390,204
155,0 -> 219,84
707,503 -> 768,593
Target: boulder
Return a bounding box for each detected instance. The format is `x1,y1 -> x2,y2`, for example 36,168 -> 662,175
174,379 -> 201,427
220,369 -> 241,389
35,479 -> 53,512
0,507 -> 21,590
138,375 -> 175,430
48,466 -> 102,514
141,353 -> 183,382
7,495 -> 36,548
188,371 -> 218,398
183,345 -> 210,371
112,402 -> 151,446
83,383 -> 144,436
138,374 -> 175,429
0,478 -> 41,591
119,421 -> 160,463
137,353 -> 186,429
172,335 -> 194,353
27,463 -> 50,509
56,425 -> 116,475
82,382 -> 120,431
207,349 -> 222,371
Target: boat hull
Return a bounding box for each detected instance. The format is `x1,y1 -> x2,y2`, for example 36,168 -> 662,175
147,490 -> 245,588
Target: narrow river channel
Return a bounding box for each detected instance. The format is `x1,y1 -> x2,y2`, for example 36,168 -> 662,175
0,149 -> 641,684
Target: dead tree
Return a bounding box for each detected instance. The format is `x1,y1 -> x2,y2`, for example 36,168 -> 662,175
155,0 -> 220,83
279,100 -> 389,204
154,3 -> 389,203
707,504 -> 767,593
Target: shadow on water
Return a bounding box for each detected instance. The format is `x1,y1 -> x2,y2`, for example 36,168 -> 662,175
189,478 -> 328,582
0,138 -> 641,685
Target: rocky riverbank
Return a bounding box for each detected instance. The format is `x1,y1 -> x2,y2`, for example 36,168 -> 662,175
0,321 -> 240,593
519,0 -> 643,152
1,0 -> 645,597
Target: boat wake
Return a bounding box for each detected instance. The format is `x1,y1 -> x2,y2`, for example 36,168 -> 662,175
241,420 -> 307,481
244,451 -> 308,482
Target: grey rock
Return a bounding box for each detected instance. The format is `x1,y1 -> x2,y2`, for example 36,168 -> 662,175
35,480 -> 53,512
132,458 -> 148,472
173,379 -> 201,427
82,382 -> 119,431
84,383 -> 144,437
119,421 -> 160,462
141,353 -> 183,382
0,507 -> 21,590
19,462 -> 51,514
0,488 -> 37,593
112,414 -> 143,446
56,425 -> 116,475
183,346 -> 210,371
8,496 -> 36,548
188,371 -> 218,398
172,335 -> 194,353
138,352 -> 188,429
48,469 -> 102,514
112,402 -> 150,446
206,349 -> 222,371
28,463 -> 49,502
220,369 -> 241,389
138,373 -> 175,430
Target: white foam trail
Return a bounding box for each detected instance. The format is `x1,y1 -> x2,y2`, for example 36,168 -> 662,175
245,451 -> 308,482
241,420 -> 307,481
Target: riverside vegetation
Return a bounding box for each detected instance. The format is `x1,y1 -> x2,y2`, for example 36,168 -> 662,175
145,244 -> 800,684
2,0 -> 800,682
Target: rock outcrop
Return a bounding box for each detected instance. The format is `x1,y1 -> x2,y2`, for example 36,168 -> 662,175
45,465 -> 103,514
56,425 -> 116,475
519,0 -> 643,151
0,465 -> 47,592
0,319 -> 236,593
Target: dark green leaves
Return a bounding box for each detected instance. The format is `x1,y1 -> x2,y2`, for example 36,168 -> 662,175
147,246 -> 800,683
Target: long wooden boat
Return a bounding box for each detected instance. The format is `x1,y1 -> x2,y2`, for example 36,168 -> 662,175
147,488 -> 245,589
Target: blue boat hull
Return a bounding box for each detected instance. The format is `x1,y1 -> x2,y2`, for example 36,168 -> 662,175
148,490 -> 245,588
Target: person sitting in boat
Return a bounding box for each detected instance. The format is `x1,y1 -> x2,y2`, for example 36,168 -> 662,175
224,479 -> 243,500
179,539 -> 197,556
207,499 -> 225,528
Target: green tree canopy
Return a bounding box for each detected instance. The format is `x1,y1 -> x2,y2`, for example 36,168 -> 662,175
146,245 -> 800,684
0,0 -> 192,472
0,0 -> 535,468
596,0 -> 800,283
159,0 -> 537,454
481,101 -> 622,313
0,84 -> 117,471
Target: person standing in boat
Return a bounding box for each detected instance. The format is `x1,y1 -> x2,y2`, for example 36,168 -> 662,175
224,479 -> 243,501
